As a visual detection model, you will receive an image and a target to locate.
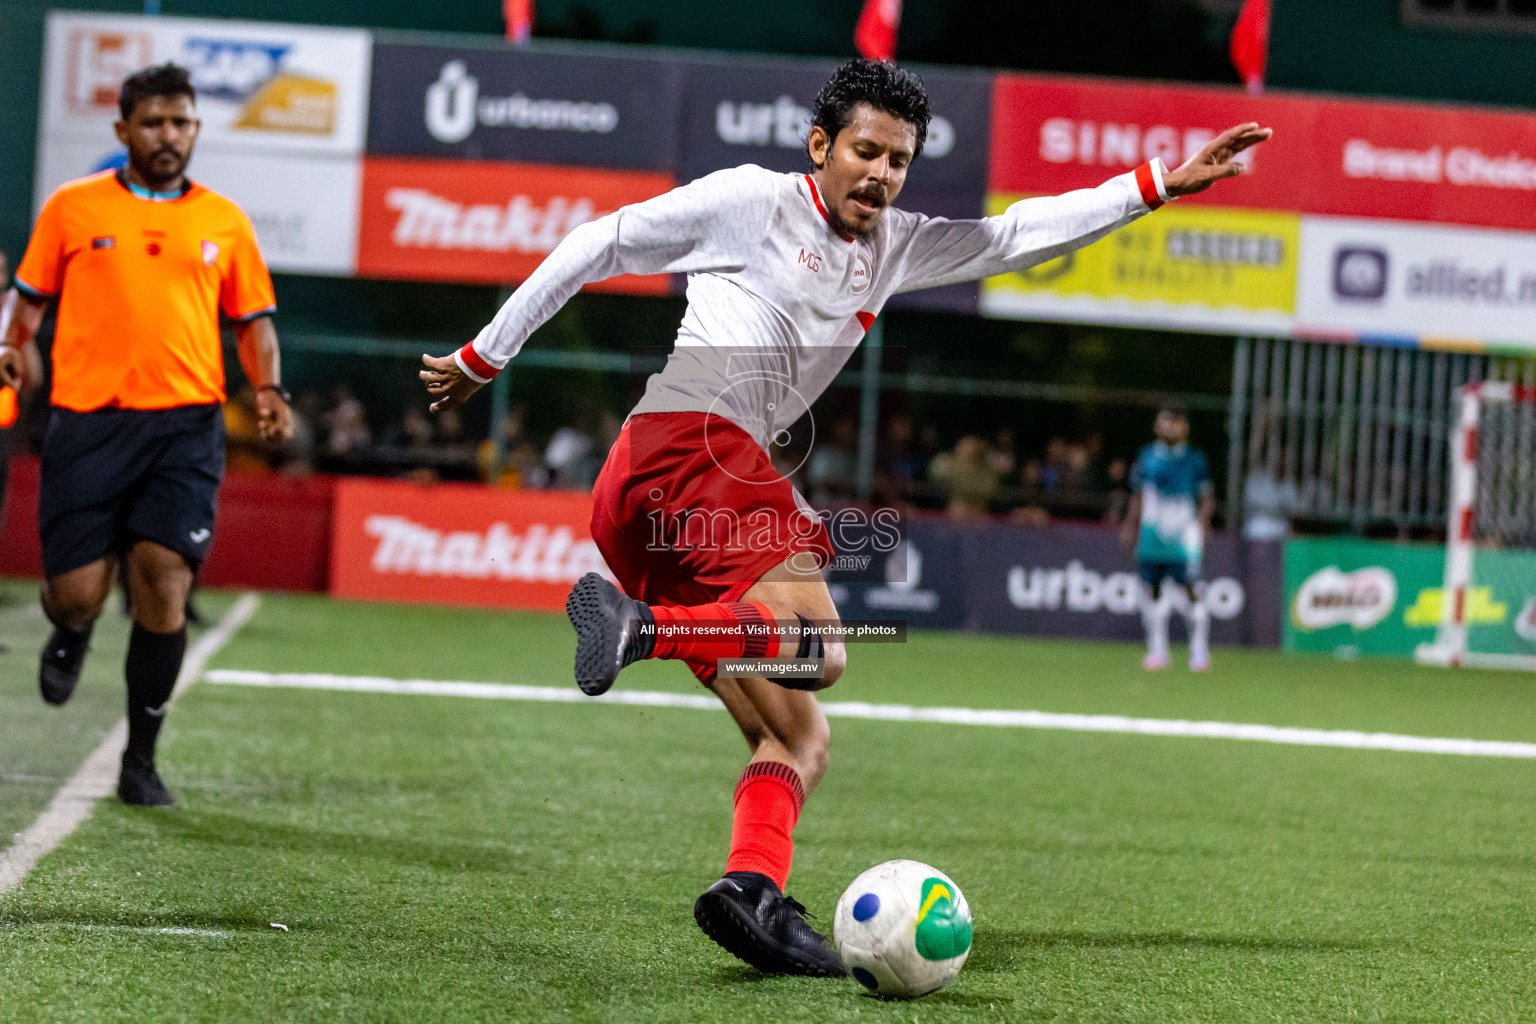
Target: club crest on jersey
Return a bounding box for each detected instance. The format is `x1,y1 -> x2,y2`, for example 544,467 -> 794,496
851,251 -> 873,295
201,240 -> 220,267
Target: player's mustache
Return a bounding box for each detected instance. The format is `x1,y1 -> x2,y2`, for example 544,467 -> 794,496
849,184 -> 887,206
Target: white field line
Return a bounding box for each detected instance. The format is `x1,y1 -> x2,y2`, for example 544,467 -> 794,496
0,593 -> 261,900
203,668 -> 1536,761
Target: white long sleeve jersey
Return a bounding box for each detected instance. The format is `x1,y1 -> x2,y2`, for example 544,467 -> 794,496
458,161 -> 1172,447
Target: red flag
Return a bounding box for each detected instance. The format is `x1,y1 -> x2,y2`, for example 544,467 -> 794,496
504,0 -> 534,44
855,0 -> 902,62
1230,0 -> 1270,95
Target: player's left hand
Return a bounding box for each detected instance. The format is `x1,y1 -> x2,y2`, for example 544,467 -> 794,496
420,353 -> 486,413
256,388 -> 294,441
1162,122 -> 1273,197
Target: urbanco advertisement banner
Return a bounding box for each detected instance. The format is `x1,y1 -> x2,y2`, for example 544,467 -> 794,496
989,72 -> 1536,233
330,478 -> 611,612
355,157 -> 674,291
964,521 -> 1281,646
38,12 -> 372,155
679,59 -> 992,314
366,41 -> 682,171
1296,217 -> 1536,352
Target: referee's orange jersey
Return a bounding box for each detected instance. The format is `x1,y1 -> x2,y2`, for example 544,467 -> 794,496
15,171 -> 276,413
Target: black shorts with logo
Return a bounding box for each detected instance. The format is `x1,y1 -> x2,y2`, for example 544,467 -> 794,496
40,403 -> 225,578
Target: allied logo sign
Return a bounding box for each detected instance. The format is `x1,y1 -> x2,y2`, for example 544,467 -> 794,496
1293,566 -> 1397,631
1333,246 -> 1389,301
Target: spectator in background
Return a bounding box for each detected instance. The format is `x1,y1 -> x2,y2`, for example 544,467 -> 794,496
479,402 -> 545,489
323,383 -> 370,456
989,426 -> 1017,478
873,413 -> 912,507
398,407 -> 434,453
1101,457 -> 1132,525
1010,458 -> 1051,528
930,434 -> 998,521
1243,464 -> 1298,541
907,419 -> 942,505
544,410 -> 598,490
806,416 -> 857,507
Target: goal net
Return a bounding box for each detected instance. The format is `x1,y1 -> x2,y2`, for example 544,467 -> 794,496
1417,381 -> 1536,671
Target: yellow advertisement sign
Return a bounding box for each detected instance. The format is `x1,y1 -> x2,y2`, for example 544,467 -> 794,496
980,197 -> 1300,334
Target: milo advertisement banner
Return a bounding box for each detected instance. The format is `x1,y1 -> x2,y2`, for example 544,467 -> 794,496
1284,537 -> 1536,659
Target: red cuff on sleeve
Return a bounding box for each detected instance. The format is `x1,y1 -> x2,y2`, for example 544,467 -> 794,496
1134,162 -> 1165,211
457,342 -> 499,382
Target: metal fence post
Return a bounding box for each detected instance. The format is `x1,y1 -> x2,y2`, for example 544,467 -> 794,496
1226,336 -> 1251,531
855,317 -> 884,502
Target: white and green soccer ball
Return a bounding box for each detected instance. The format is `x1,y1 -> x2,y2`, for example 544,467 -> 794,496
833,860 -> 972,999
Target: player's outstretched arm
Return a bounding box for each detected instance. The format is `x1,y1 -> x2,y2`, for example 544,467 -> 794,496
1161,123 -> 1272,197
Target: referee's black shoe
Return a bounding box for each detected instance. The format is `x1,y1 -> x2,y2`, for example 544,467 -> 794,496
39,624 -> 93,706
566,572 -> 654,696
694,871 -> 846,977
117,752 -> 175,807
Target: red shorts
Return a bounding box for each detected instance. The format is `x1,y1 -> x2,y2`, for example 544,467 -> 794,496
591,411 -> 835,611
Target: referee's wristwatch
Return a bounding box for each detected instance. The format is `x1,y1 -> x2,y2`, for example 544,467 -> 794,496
257,383 -> 292,403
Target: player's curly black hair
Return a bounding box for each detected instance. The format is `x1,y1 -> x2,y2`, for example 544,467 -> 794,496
118,62 -> 196,120
810,58 -> 931,161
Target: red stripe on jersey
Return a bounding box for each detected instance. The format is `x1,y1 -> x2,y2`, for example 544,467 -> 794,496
458,342 -> 498,381
1134,162 -> 1165,210
803,175 -> 854,242
855,311 -> 876,332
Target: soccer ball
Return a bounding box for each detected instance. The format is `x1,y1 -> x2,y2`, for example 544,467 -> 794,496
833,860 -> 972,998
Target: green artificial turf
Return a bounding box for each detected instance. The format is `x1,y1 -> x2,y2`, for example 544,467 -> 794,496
3,589 -> 1535,1022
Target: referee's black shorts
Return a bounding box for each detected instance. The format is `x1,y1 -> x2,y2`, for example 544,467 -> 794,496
40,403 -> 225,579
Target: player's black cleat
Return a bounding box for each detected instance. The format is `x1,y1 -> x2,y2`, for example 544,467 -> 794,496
117,752 -> 176,807
39,624 -> 93,706
566,572 -> 654,696
693,871 -> 846,977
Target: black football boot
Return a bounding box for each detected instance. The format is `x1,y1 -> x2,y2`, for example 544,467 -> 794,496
565,572 -> 655,696
693,871 -> 846,977
117,751 -> 176,807
39,623 -> 94,706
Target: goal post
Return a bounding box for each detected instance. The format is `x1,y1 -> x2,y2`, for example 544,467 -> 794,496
1416,380 -> 1536,671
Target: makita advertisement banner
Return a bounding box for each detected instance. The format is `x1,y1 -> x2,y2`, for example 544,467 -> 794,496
356,157 -> 674,291
366,42 -> 682,170
330,478 -> 610,611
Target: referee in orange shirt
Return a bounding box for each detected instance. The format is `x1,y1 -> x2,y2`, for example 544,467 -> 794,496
0,63 -> 293,805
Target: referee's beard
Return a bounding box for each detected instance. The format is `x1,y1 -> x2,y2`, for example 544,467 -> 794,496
130,146 -> 190,192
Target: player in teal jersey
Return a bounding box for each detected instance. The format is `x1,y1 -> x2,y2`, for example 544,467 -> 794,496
1121,403 -> 1215,671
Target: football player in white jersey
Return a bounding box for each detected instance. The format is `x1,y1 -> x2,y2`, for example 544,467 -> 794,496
422,59 -> 1269,977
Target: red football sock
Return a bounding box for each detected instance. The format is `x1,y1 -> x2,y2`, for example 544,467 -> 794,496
649,601 -> 780,662
725,761 -> 805,890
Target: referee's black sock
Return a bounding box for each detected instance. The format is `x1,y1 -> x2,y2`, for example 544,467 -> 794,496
124,623 -> 187,766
